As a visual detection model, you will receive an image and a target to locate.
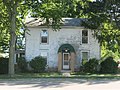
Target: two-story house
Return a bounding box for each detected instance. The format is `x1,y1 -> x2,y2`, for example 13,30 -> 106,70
25,18 -> 100,72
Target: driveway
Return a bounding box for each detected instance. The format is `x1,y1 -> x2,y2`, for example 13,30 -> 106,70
0,78 -> 120,90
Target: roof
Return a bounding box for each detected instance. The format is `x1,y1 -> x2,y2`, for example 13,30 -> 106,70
25,18 -> 83,27
62,18 -> 82,26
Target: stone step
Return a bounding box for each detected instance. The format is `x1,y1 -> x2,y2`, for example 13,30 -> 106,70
61,70 -> 71,77
61,70 -> 71,73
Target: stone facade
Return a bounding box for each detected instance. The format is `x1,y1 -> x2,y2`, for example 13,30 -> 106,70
25,26 -> 100,72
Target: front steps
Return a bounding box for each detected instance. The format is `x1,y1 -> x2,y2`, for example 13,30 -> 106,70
61,70 -> 71,77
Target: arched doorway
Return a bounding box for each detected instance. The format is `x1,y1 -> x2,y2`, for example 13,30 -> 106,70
58,44 -> 76,72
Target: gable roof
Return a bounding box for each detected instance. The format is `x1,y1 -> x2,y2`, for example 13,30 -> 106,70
25,18 -> 83,27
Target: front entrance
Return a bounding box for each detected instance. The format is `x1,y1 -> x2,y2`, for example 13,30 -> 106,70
63,53 -> 70,69
58,44 -> 76,72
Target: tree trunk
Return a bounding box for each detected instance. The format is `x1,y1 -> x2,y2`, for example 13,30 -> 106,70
8,4 -> 17,76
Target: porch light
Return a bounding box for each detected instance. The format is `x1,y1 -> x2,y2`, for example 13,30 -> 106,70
65,49 -> 68,52
64,48 -> 69,52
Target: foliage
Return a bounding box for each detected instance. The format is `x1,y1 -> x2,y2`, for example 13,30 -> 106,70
0,0 -> 28,52
28,0 -> 87,30
100,56 -> 118,74
82,58 -> 99,73
17,57 -> 28,73
81,0 -> 120,53
0,57 -> 8,74
0,1 -> 9,52
101,46 -> 120,61
29,56 -> 47,73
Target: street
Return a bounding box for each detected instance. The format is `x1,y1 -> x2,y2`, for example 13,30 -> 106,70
0,78 -> 120,90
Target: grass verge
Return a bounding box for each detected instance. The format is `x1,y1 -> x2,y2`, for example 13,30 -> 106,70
1,72 -> 120,79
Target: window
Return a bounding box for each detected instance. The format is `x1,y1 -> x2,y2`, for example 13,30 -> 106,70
41,30 -> 48,43
64,54 -> 69,60
82,51 -> 89,65
82,30 -> 88,44
82,52 -> 89,61
40,52 -> 47,60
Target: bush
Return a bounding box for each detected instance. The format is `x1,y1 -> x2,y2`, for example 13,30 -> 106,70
100,56 -> 118,74
29,56 -> 47,73
17,57 -> 28,73
0,57 -> 8,74
82,58 -> 99,73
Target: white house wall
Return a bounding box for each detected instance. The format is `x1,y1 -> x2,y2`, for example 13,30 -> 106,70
25,27 -> 100,68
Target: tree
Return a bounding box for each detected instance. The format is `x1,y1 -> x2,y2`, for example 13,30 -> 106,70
2,0 -> 19,76
81,0 -> 120,53
1,0 -> 29,76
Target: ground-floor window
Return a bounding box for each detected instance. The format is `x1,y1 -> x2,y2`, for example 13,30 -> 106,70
40,52 -> 48,60
82,51 -> 89,64
82,52 -> 88,60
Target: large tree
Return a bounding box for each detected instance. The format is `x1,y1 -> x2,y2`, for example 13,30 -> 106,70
0,0 -> 29,76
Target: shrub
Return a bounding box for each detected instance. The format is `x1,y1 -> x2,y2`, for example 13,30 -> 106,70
100,56 -> 118,74
0,57 -> 8,74
82,58 -> 99,73
17,57 -> 28,73
29,56 -> 47,73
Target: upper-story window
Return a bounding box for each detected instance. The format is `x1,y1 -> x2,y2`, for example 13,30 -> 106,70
41,30 -> 48,44
82,30 -> 88,44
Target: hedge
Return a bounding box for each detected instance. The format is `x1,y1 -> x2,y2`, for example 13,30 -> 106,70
0,57 -> 8,74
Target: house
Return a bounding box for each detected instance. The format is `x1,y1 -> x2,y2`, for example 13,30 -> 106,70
25,18 -> 100,72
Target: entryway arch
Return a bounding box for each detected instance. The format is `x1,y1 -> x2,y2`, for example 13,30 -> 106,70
58,44 -> 76,72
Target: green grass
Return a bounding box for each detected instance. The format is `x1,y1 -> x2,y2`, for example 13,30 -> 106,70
70,73 -> 120,79
0,72 -> 62,79
1,72 -> 120,79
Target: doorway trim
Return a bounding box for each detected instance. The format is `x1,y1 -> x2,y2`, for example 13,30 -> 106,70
58,44 -> 76,72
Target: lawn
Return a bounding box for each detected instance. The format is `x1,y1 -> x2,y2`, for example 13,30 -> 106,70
1,72 -> 120,79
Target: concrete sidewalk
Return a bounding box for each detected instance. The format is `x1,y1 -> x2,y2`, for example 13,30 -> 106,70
0,78 -> 120,90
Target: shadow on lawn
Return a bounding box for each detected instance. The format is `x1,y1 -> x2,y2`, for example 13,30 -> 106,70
0,78 -> 119,88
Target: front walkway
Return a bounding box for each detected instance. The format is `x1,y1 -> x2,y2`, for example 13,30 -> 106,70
0,78 -> 120,90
